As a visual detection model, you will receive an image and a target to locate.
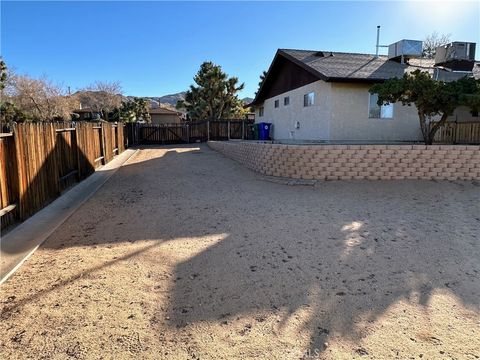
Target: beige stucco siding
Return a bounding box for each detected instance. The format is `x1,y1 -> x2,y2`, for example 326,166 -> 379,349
449,106 -> 480,122
150,114 -> 182,124
330,83 -> 423,142
255,80 -> 479,142
255,81 -> 333,140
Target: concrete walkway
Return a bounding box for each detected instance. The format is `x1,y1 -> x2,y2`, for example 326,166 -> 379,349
0,148 -> 137,284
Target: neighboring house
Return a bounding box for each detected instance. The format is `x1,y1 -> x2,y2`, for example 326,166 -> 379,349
250,43 -> 479,142
73,108 -> 102,121
149,107 -> 184,124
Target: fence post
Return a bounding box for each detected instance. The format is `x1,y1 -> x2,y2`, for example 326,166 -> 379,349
242,121 -> 245,140
100,123 -> 106,164
207,121 -> 210,142
187,124 -> 190,144
454,122 -> 458,145
13,124 -> 27,220
227,121 -> 231,140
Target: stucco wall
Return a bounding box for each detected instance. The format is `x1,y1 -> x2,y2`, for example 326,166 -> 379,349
151,114 -> 182,124
209,141 -> 480,181
450,106 -> 480,122
255,81 -> 332,141
330,83 -> 423,142
255,81 -> 480,142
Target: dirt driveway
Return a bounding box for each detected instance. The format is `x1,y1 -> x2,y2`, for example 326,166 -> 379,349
1,144 -> 479,359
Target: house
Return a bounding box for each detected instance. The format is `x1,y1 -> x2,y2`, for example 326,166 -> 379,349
73,108 -> 102,121
250,42 -> 479,142
148,107 -> 184,124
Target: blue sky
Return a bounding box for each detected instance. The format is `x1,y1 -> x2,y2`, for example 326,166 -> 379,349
1,1 -> 479,98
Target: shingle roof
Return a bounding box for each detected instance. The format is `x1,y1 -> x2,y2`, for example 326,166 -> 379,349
148,107 -> 182,115
250,49 -> 478,106
280,49 -> 477,82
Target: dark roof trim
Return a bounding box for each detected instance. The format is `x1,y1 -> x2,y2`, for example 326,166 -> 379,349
250,49 -> 326,106
277,49 -> 328,81
249,49 -> 389,106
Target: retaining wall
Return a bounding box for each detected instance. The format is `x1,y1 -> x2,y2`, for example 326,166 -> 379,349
208,141 -> 480,181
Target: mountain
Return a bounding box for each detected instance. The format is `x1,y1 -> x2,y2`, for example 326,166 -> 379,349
158,92 -> 186,106
124,92 -> 186,110
242,97 -> 254,105
77,90 -> 252,111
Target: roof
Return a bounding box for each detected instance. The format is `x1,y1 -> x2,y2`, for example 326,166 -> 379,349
148,107 -> 182,115
280,49 -> 478,82
251,49 -> 479,105
280,49 -> 408,82
73,108 -> 100,113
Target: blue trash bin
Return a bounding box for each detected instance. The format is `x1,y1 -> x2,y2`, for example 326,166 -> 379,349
258,122 -> 272,140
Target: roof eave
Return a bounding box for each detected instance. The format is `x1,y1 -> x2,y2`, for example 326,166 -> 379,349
325,77 -> 388,84
250,49 -> 329,106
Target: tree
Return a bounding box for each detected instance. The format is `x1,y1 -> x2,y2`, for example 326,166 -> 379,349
76,81 -> 123,121
117,97 -> 151,123
0,59 -> 7,91
177,62 -> 245,121
254,70 -> 267,96
4,74 -> 79,121
422,32 -> 451,59
0,101 -> 30,124
370,70 -> 480,145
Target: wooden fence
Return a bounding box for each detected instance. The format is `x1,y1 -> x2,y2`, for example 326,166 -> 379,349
0,121 -> 126,229
433,122 -> 480,144
126,120 -> 254,145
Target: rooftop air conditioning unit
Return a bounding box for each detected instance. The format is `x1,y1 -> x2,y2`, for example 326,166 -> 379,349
435,42 -> 476,71
388,39 -> 423,62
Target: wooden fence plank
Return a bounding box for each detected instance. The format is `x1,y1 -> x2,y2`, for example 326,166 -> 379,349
433,122 -> 480,144
0,121 -> 126,229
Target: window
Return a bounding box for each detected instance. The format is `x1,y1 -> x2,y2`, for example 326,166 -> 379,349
304,92 -> 315,107
259,107 -> 264,117
274,99 -> 279,108
369,93 -> 393,119
284,96 -> 290,106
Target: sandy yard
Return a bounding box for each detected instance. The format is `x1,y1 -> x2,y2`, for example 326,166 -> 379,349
1,144 -> 479,360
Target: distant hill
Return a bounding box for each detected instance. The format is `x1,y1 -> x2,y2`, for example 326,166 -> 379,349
158,92 -> 186,106
242,97 -> 254,105
77,90 -> 252,112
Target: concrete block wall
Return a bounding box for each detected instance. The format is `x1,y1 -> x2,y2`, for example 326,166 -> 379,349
208,141 -> 480,181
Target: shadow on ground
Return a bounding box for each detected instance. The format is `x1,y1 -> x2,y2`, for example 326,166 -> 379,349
2,144 -> 479,357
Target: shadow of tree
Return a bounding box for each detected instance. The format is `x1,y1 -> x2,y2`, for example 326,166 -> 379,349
2,144 -> 479,358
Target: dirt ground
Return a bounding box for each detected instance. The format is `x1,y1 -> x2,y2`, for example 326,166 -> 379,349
1,144 -> 479,360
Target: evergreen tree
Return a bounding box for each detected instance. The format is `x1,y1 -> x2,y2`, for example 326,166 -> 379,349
0,59 -> 7,91
117,97 -> 151,123
177,62 -> 245,121
254,70 -> 267,96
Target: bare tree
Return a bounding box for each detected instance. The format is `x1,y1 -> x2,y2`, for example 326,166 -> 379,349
422,32 -> 451,59
76,81 -> 123,121
5,74 -> 79,121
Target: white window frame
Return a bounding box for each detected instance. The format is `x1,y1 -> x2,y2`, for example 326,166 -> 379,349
284,96 -> 290,106
304,92 -> 315,107
274,99 -> 279,108
368,93 -> 394,119
259,106 -> 264,117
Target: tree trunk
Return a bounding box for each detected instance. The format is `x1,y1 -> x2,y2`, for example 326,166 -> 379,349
427,113 -> 449,145
418,111 -> 429,145
418,111 -> 448,145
